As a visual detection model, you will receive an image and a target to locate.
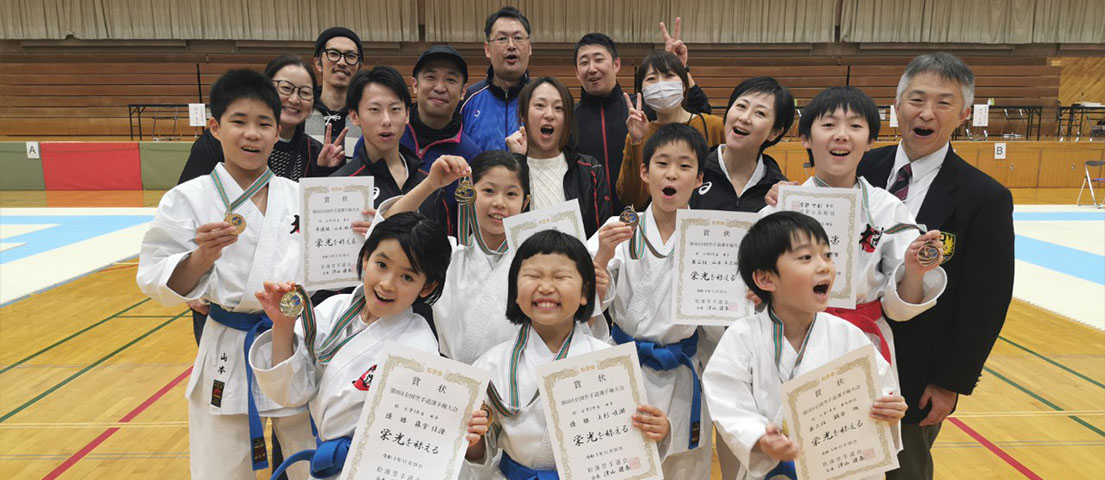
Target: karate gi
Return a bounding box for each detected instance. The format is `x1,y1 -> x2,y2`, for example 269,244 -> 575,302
249,285 -> 439,479
761,177 -> 947,367
466,322 -> 638,479
702,310 -> 902,480
136,163 -> 314,480
588,205 -> 714,479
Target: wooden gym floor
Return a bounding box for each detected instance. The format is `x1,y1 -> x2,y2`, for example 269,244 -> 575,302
0,188 -> 1102,479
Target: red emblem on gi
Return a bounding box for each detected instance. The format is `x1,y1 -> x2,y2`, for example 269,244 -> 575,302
353,364 -> 377,391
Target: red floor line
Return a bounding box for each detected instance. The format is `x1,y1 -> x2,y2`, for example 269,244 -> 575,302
42,366 -> 192,480
947,417 -> 1043,480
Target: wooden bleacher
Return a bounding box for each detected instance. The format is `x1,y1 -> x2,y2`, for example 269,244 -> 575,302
0,52 -> 1061,141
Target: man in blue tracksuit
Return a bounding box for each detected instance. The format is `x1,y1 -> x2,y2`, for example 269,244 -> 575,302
459,6 -> 532,152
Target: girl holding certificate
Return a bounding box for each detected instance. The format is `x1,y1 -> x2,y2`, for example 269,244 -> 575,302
504,76 -> 612,237
376,151 -> 530,364
248,212 -> 450,479
464,230 -> 670,479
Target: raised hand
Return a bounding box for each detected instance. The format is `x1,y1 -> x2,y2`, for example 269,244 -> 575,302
427,155 -> 471,190
318,122 -> 348,168
905,230 -> 944,273
660,17 -> 688,66
624,93 -> 649,145
254,281 -> 299,331
506,125 -> 528,154
594,260 -> 611,302
594,221 -> 634,269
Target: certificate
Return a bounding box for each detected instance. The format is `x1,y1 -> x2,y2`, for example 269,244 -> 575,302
300,177 -> 374,291
780,344 -> 899,480
502,199 -> 587,251
777,185 -> 861,309
536,343 -> 662,480
339,342 -> 491,480
672,209 -> 758,326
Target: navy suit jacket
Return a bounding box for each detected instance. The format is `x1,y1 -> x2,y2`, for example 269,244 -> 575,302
857,144 -> 1014,424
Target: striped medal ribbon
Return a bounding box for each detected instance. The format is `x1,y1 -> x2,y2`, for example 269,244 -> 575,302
457,199 -> 509,256
312,294 -> 368,364
486,321 -> 574,418
768,308 -> 815,383
210,168 -> 274,231
811,176 -> 939,266
628,212 -> 669,260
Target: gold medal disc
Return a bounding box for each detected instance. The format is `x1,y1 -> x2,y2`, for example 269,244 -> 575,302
279,290 -> 305,318
455,178 -> 475,206
224,212 -> 246,235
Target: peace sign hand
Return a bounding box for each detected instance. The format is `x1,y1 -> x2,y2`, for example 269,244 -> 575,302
624,93 -> 649,145
318,122 -> 348,168
660,17 -> 688,66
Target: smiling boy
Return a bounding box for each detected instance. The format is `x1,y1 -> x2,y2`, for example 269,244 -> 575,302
590,123 -> 712,479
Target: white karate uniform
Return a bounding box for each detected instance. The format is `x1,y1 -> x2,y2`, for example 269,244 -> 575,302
588,205 -> 714,480
466,322 -> 632,479
702,310 -> 902,480
761,177 -> 947,367
249,286 -> 439,479
136,163 -> 313,480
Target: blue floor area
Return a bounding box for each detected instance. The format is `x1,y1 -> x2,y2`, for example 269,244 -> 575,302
0,215 -> 153,264
1012,211 -> 1104,221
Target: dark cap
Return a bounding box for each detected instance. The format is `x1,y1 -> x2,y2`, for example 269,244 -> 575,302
314,27 -> 364,59
413,45 -> 469,83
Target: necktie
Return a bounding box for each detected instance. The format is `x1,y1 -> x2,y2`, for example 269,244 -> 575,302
889,163 -> 913,201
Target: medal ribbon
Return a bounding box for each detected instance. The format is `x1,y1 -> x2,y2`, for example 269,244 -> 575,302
486,321 -> 574,418
628,213 -> 670,260
291,285 -> 319,359
210,168 -> 274,215
768,308 -> 816,382
458,202 -> 509,256
312,294 -> 368,364
810,176 -> 928,240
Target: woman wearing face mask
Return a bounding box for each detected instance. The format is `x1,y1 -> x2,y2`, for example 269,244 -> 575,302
617,51 -> 725,210
505,77 -> 612,237
178,55 -> 346,184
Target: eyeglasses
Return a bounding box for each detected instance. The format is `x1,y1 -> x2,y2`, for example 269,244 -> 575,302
273,80 -> 314,101
490,34 -> 530,46
324,49 -> 361,65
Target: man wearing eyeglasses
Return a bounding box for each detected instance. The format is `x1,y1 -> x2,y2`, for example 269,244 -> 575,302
459,6 -> 533,151
306,27 -> 365,162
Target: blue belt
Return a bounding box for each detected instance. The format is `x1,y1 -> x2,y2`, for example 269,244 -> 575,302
209,304 -> 273,471
499,451 -> 559,480
611,323 -> 702,449
765,460 -> 797,479
270,436 -> 351,480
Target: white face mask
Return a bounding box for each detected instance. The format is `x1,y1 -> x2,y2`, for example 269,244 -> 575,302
642,80 -> 684,111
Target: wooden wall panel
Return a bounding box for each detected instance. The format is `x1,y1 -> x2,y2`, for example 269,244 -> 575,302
1054,57 -> 1105,105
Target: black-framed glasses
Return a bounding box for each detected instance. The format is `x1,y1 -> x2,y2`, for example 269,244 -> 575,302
490,34 -> 530,46
273,80 -> 314,101
324,49 -> 361,65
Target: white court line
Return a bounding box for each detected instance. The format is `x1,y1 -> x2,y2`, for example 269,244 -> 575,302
0,224 -> 57,240
0,207 -> 155,216
1015,221 -> 1105,256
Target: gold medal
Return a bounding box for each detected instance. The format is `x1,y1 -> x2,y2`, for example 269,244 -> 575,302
455,177 -> 475,206
279,289 -> 305,318
619,206 -> 640,229
917,241 -> 941,267
224,212 -> 246,235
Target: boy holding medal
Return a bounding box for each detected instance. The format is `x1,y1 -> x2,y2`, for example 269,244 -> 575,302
137,69 -> 313,480
761,86 -> 947,370
702,211 -> 906,480
589,123 -> 712,478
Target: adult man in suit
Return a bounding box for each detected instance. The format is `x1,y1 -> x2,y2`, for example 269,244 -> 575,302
857,52 -> 1015,480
